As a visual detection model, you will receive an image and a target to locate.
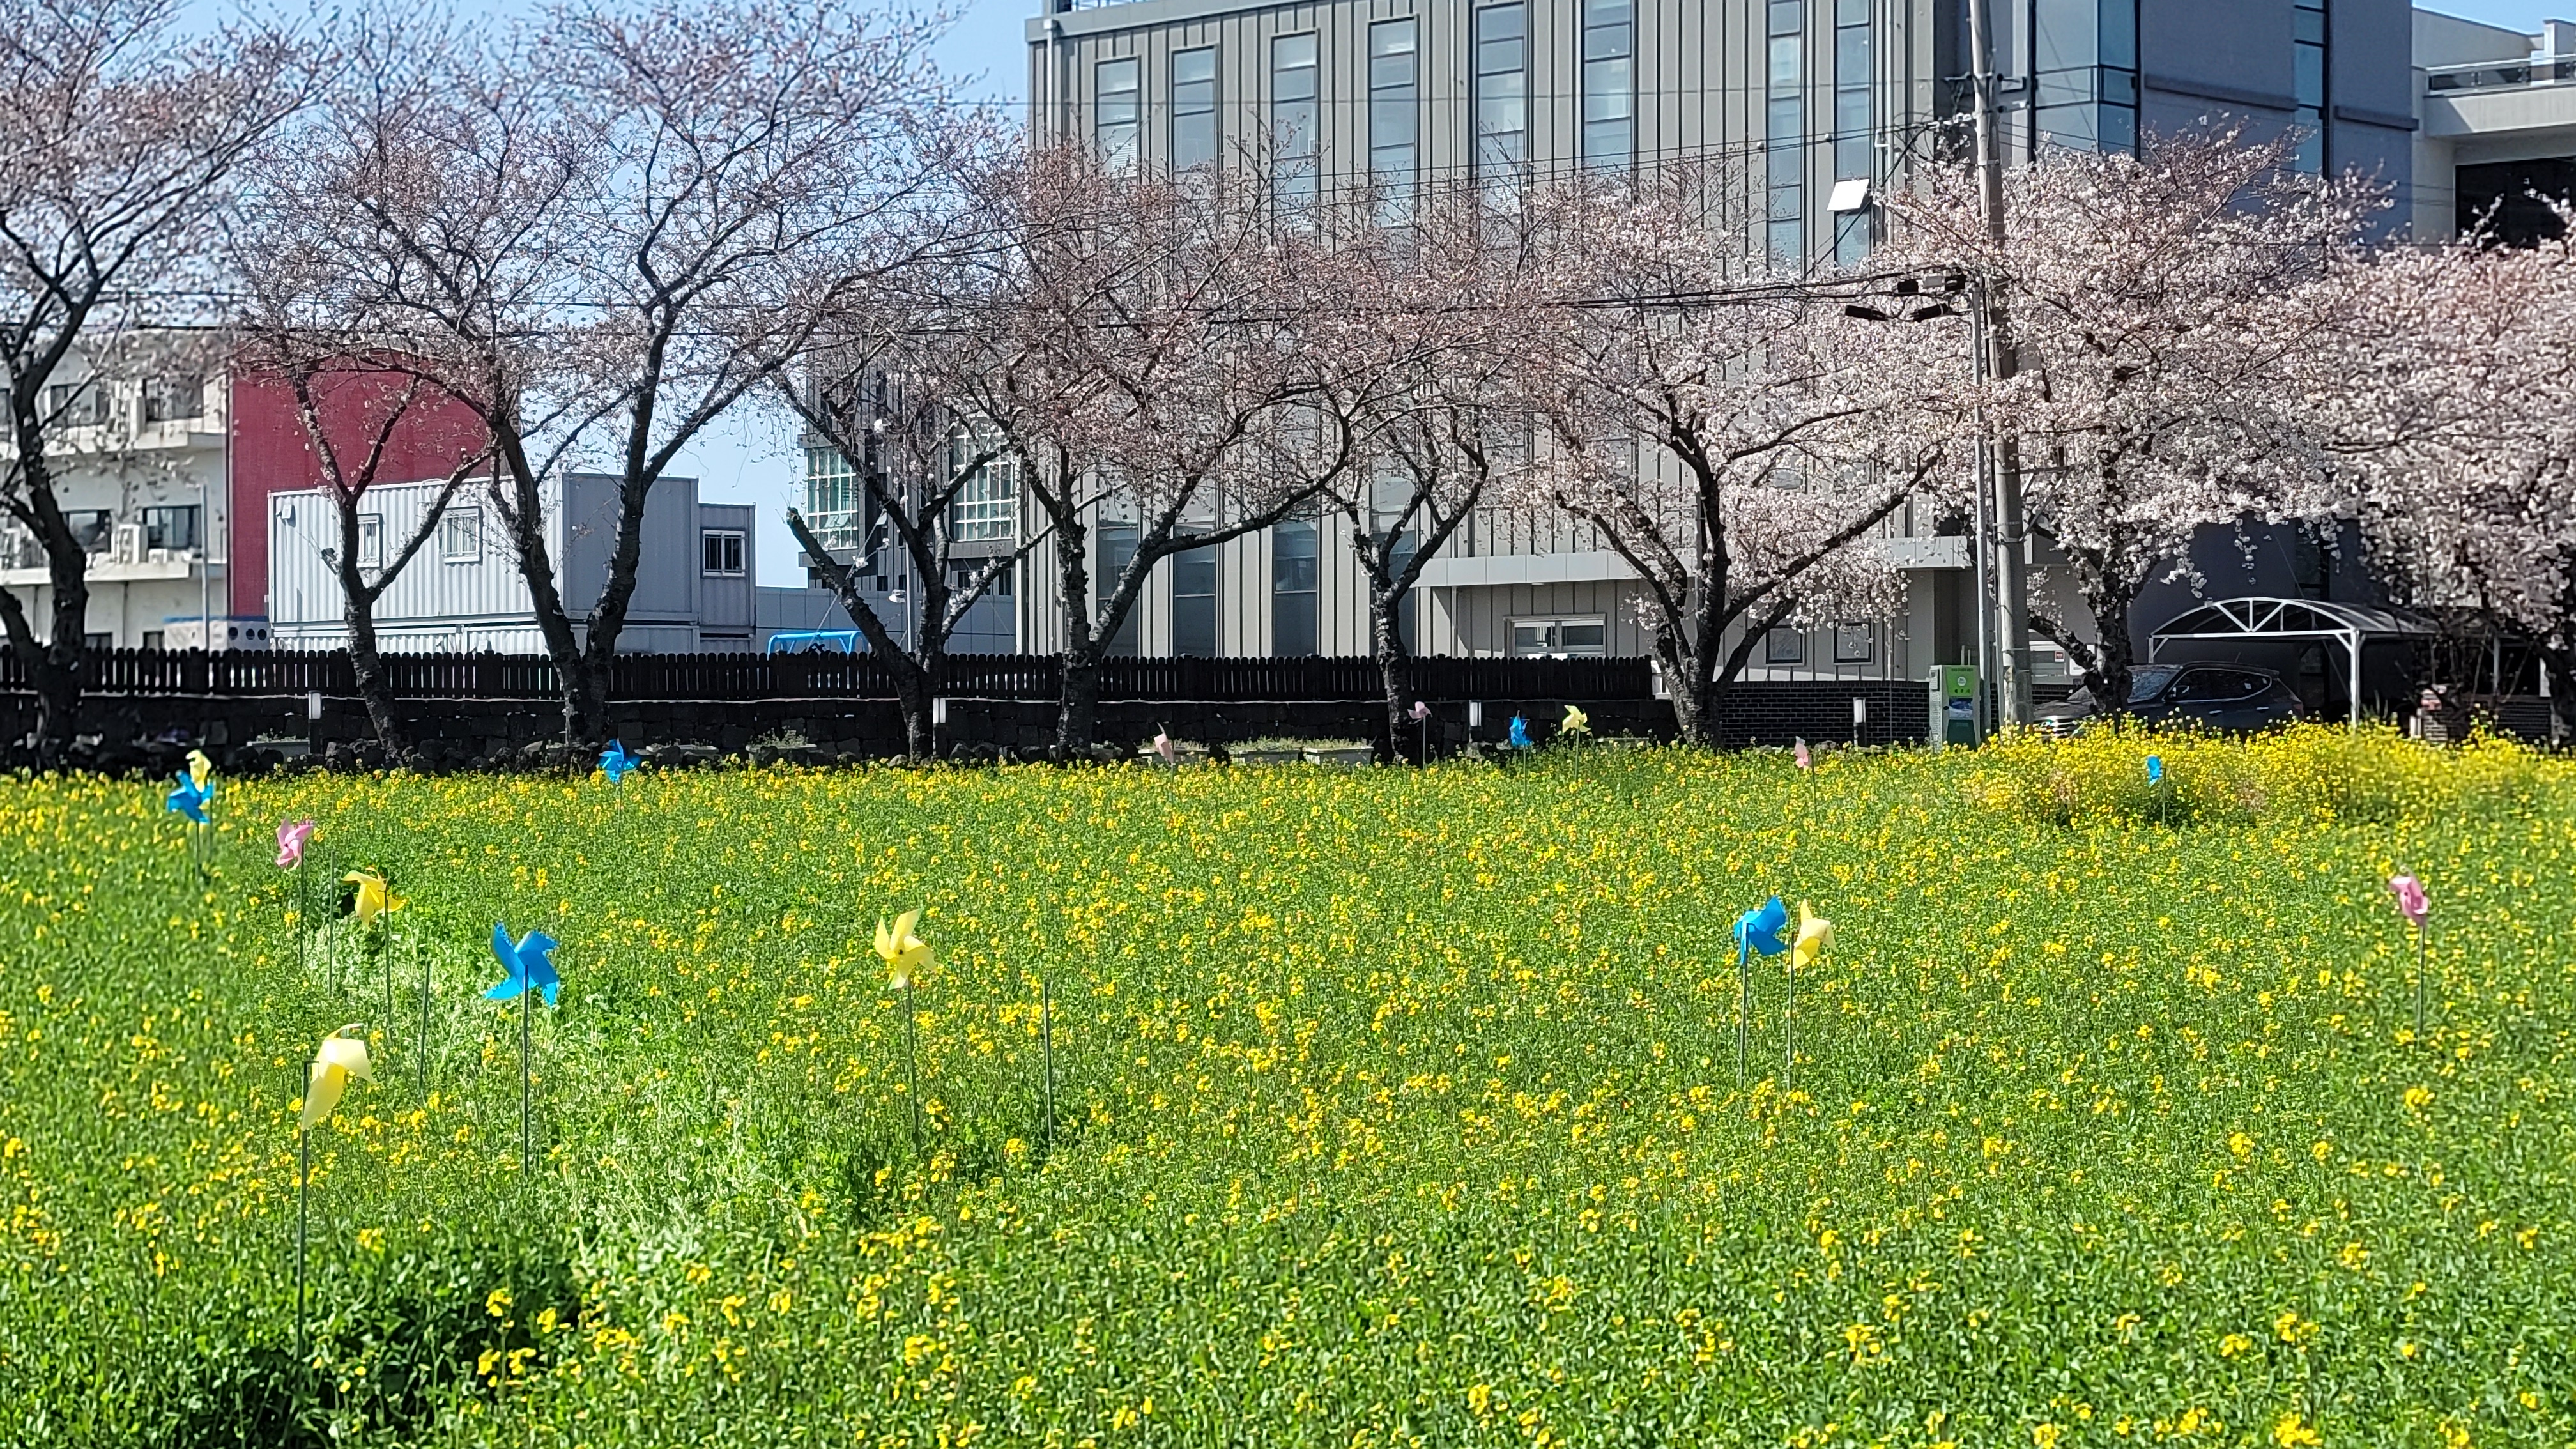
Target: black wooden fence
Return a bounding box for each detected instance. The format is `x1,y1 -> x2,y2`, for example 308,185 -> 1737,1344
0,648 -> 1654,703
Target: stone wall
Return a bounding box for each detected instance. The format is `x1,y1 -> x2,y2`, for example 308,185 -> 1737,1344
0,677 -> 1935,772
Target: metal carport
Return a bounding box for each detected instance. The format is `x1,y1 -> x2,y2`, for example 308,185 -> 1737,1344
2149,597 -> 2437,728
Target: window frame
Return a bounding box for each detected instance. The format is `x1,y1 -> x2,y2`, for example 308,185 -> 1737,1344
355,513 -> 384,571
700,527 -> 747,578
1095,56 -> 1143,171
1172,47 -> 1220,170
1765,625 -> 1807,665
441,506 -> 484,564
1510,614 -> 1609,659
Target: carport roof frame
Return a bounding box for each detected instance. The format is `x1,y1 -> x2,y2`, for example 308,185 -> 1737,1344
2148,596 -> 2437,728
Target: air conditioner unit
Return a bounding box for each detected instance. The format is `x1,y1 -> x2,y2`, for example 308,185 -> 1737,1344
111,524 -> 145,564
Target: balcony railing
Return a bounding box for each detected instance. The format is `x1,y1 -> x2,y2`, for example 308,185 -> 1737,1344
2425,56 -> 2576,96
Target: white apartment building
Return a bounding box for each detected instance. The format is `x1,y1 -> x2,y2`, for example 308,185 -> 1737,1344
0,353 -> 251,650
268,473 -> 758,654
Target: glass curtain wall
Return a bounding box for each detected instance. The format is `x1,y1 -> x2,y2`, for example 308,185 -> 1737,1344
1767,0 -> 1805,267
2292,0 -> 2326,172
1273,34 -> 1320,209
1096,57 -> 1142,171
1832,0 -> 1871,266
1272,520 -> 1319,656
1173,48 -> 1218,170
1581,0 -> 1634,169
2034,0 -> 2137,155
1172,546 -> 1219,657
1475,3 -> 1528,186
1369,19 -> 1419,220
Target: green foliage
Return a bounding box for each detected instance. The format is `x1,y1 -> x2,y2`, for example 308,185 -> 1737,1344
0,735 -> 2570,1445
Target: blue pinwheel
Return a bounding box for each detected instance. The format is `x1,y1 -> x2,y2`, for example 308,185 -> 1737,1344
1734,896 -> 1791,958
486,924 -> 562,1007
2145,754 -> 2165,787
1506,714 -> 1533,750
599,740 -> 635,784
165,771 -> 212,824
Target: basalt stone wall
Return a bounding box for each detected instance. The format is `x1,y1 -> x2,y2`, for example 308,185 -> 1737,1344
0,680 -> 1933,772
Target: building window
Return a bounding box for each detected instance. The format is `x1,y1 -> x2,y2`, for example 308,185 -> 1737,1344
1581,0 -> 1634,169
1388,529 -> 1420,654
1833,0 -> 1872,264
1474,3 -> 1528,183
84,632 -> 111,650
1172,545 -> 1218,657
1368,19 -> 1419,221
2035,0 -> 2137,155
950,557 -> 1011,597
803,446 -> 868,557
1271,33 -> 1320,210
2292,0 -> 2325,172
356,513 -> 383,570
45,381 -> 108,427
1272,519 -> 1319,657
142,630 -> 164,650
441,507 -> 483,564
142,375 -> 203,422
141,504 -> 200,553
1096,57 -> 1142,171
1512,616 -> 1607,657
702,528 -> 745,577
1172,47 -> 1218,170
949,430 -> 1017,544
1833,621 -> 1874,662
64,510 -> 112,553
1766,626 -> 1806,664
1097,521 -> 1139,656
1767,1 -> 1805,268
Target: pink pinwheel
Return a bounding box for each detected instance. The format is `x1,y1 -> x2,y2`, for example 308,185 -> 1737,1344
2388,873 -> 2429,927
1793,738 -> 1813,771
1408,701 -> 1430,723
276,818 -> 316,869
1153,730 -> 1177,767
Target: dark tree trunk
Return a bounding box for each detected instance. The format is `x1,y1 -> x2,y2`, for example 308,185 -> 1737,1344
786,507 -> 934,762
0,434 -> 91,768
1368,581 -> 1412,765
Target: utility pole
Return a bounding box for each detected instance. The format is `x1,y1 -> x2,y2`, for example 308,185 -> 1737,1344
1965,0 -> 2036,730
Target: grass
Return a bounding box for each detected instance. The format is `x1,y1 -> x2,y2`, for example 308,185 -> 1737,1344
0,726 -> 2568,1446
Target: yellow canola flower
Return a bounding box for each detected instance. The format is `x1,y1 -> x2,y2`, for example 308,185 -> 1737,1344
344,870 -> 401,925
301,1027 -> 372,1131
1791,901 -> 1834,969
876,908 -> 931,990
185,749 -> 213,788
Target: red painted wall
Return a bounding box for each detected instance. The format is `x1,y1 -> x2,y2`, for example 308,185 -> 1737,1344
228,367 -> 489,619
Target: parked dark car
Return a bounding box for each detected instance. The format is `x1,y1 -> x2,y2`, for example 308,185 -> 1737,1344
2034,663 -> 2305,735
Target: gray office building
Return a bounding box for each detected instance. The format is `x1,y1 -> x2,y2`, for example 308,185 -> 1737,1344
792,1 -> 2421,682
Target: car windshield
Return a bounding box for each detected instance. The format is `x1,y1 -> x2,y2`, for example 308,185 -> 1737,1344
2128,666 -> 2179,703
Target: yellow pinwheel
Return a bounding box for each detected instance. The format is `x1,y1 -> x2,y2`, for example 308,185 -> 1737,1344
185,748 -> 213,788
344,870 -> 401,926
300,1026 -> 372,1131
1791,901 -> 1834,969
1561,705 -> 1592,738
875,908 -> 931,989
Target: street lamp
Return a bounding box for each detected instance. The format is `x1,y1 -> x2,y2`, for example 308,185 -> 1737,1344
1846,270 -> 1996,740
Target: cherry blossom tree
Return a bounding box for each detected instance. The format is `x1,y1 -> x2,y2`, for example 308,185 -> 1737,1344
1879,128 -> 2383,712
951,146 -> 1342,756
269,0 -> 959,747
1314,182 -> 1551,756
0,0 -> 312,764
1524,166 -> 1966,746
780,309 -> 1047,761
2327,229 -> 2576,734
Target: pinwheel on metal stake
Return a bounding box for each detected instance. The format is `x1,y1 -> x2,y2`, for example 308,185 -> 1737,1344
2388,872 -> 2431,1040
599,740 -> 636,784
295,1025 -> 371,1354
1733,896 -> 1790,1085
1408,701 -> 1431,766
877,910 -> 931,1148
1786,903 -> 1833,1092
165,757 -> 215,877
486,926 -> 561,1174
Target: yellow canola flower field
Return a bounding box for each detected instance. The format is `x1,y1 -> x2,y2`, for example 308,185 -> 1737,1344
0,724 -> 2568,1447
